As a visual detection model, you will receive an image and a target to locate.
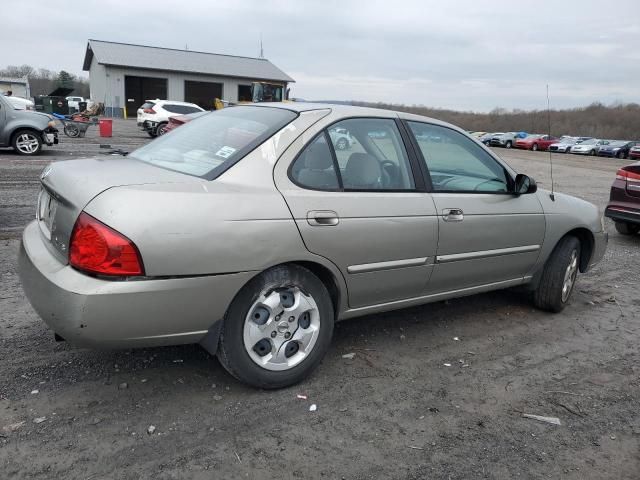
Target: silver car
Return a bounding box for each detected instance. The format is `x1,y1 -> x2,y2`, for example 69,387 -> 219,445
19,104 -> 607,388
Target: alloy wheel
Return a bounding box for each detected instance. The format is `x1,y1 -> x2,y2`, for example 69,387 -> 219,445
561,249 -> 578,302
16,133 -> 40,154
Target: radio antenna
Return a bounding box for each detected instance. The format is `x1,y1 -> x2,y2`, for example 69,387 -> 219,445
547,84 -> 555,201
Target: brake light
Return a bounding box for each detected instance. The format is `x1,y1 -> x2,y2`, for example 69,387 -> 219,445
616,168 -> 640,181
69,212 -> 144,276
143,108 -> 156,114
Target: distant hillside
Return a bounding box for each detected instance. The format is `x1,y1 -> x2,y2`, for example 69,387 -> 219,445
346,101 -> 640,140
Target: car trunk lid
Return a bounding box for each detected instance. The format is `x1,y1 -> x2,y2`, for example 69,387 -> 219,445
37,156 -> 203,263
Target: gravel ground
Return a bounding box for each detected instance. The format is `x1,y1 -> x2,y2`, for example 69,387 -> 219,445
1,119 -> 638,479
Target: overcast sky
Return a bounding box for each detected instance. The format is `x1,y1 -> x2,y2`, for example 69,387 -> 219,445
4,0 -> 640,111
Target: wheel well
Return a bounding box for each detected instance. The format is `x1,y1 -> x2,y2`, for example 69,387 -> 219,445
11,127 -> 41,144
564,228 -> 594,272
290,261 -> 341,317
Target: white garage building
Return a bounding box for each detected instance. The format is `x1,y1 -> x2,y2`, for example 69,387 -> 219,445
83,39 -> 294,117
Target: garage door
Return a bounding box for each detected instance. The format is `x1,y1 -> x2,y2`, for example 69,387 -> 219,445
184,81 -> 223,110
125,76 -> 167,117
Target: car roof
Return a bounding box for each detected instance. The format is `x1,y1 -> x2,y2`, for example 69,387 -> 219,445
248,102 -> 466,132
145,99 -> 202,106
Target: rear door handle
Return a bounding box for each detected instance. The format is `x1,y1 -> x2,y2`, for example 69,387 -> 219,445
442,208 -> 464,222
307,210 -> 339,226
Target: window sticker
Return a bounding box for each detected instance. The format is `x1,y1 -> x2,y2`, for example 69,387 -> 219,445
215,146 -> 236,158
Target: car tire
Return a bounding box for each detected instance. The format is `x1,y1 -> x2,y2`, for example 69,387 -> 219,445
616,151 -> 625,159
12,130 -> 43,156
533,236 -> 581,313
336,138 -> 348,150
506,141 -> 512,149
589,149 -> 596,156
156,122 -> 169,136
217,264 -> 335,389
614,221 -> 640,235
146,131 -> 156,138
532,143 -> 539,151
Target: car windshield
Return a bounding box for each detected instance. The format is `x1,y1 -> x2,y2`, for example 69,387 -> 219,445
129,106 -> 297,179
608,141 -> 626,147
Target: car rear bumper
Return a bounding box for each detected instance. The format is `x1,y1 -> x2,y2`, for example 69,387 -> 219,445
605,205 -> 640,225
18,221 -> 255,349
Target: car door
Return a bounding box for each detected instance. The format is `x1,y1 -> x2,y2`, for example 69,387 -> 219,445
274,116 -> 438,309
405,121 -> 545,293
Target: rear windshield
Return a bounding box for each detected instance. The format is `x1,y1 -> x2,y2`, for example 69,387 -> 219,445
129,106 -> 298,179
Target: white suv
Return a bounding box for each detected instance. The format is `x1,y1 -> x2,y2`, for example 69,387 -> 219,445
136,100 -> 205,137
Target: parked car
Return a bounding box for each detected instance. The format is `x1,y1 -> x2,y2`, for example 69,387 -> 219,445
490,132 -> 525,149
328,126 -> 355,150
479,132 -> 498,145
604,161 -> 640,235
470,131 -> 487,139
66,96 -> 85,111
163,111 -> 209,134
0,94 -> 58,155
136,100 -> 205,137
18,103 -> 607,389
629,145 -> 640,160
570,139 -> 609,156
7,96 -> 35,111
597,141 -> 639,159
515,134 -> 559,151
549,137 -> 578,153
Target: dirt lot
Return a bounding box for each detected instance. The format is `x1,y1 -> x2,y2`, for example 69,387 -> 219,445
1,119 -> 638,479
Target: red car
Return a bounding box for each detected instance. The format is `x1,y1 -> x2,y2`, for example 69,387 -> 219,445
629,145 -> 640,160
515,134 -> 559,151
162,111 -> 209,133
604,161 -> 640,235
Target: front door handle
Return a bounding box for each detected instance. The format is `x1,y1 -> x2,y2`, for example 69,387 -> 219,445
442,208 -> 464,222
307,210 -> 339,226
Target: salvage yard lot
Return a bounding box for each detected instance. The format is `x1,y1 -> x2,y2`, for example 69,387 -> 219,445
1,119 -> 638,479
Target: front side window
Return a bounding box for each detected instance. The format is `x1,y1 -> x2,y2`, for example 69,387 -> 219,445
408,122 -> 512,193
130,106 -> 297,179
327,118 -> 415,190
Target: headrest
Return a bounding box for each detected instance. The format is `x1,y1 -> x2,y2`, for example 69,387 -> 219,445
344,153 -> 381,187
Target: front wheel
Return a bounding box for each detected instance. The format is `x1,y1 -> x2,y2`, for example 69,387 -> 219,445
12,130 -> 42,156
217,265 -> 334,389
616,151 -> 625,159
505,141 -> 512,149
615,221 -> 640,235
533,236 -> 581,312
532,143 -> 539,151
590,149 -> 596,156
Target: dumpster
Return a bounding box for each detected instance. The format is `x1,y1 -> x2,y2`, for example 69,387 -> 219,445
98,118 -> 113,137
34,87 -> 74,114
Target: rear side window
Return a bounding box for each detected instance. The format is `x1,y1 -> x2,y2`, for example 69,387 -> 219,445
130,106 -> 297,179
291,118 -> 416,191
290,134 -> 340,190
163,104 -> 203,114
140,102 -> 155,110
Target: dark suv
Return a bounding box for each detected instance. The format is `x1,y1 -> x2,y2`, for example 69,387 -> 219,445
605,161 -> 640,235
0,95 -> 58,155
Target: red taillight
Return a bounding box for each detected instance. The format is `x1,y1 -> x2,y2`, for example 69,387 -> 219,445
143,108 -> 155,114
616,168 -> 640,181
69,212 -> 144,276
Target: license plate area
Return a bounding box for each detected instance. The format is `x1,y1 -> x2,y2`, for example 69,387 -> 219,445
37,188 -> 57,239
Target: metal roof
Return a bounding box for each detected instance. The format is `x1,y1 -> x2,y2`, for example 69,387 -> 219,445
83,40 -> 294,83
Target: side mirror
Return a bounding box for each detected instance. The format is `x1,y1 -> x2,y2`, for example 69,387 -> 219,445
515,174 -> 537,195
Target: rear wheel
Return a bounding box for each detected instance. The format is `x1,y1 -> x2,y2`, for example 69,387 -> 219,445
533,236 -> 581,312
12,130 -> 42,156
614,221 -> 640,235
217,264 -> 334,389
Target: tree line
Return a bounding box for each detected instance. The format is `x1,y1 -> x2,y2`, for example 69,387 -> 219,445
352,101 -> 640,140
1,64 -> 89,98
